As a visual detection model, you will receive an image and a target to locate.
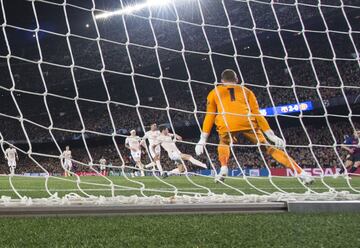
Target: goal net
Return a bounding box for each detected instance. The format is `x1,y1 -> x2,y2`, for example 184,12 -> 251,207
0,0 -> 359,206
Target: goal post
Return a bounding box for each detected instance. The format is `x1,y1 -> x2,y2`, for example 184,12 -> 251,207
0,0 -> 359,207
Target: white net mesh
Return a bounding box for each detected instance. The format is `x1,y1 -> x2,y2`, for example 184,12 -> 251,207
0,0 -> 359,205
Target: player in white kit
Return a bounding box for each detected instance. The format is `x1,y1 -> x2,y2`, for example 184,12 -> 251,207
62,146 -> 72,177
156,127 -> 207,177
125,130 -> 148,177
143,123 -> 164,175
99,157 -> 107,174
5,145 -> 18,175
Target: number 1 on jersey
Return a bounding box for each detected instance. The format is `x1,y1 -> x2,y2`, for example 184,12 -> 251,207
228,88 -> 236,101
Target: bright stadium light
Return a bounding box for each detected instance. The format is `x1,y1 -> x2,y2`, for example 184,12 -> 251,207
95,0 -> 171,19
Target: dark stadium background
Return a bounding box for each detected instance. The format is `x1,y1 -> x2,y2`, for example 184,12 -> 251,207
0,0 -> 359,174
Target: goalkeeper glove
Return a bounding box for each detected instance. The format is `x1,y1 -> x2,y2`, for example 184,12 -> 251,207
195,133 -> 209,156
264,130 -> 285,148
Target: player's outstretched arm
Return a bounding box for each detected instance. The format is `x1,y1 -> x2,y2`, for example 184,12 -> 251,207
196,91 -> 216,155
60,151 -> 64,161
174,134 -> 182,141
168,132 -> 182,141
341,144 -> 354,153
140,139 -> 147,149
248,89 -> 285,148
124,139 -> 131,150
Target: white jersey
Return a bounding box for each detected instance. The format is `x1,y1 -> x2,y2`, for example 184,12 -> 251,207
99,158 -> 107,170
63,150 -> 72,160
125,136 -> 142,151
144,130 -> 162,158
62,150 -> 72,170
5,148 -> 17,161
158,134 -> 182,161
144,130 -> 161,146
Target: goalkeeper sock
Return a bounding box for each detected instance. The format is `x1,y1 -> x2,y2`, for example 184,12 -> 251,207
218,145 -> 230,166
189,157 -> 207,168
219,166 -> 228,176
268,148 -> 302,174
349,166 -> 357,173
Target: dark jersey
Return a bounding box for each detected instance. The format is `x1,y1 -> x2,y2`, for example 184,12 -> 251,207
343,136 -> 360,155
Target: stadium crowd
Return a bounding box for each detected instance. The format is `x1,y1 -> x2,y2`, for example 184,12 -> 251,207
0,52 -> 358,144
0,119 -> 356,174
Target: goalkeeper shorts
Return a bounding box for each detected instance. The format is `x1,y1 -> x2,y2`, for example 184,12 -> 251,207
219,129 -> 268,145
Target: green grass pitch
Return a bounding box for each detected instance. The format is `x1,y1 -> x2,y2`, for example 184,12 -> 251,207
0,213 -> 359,247
0,175 -> 359,198
0,176 -> 359,247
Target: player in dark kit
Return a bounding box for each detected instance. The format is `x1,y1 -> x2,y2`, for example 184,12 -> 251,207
339,130 -> 360,178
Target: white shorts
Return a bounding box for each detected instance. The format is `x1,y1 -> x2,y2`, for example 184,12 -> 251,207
168,151 -> 182,161
150,145 -> 161,158
131,151 -> 141,161
8,160 -> 16,168
100,165 -> 106,171
63,159 -> 73,170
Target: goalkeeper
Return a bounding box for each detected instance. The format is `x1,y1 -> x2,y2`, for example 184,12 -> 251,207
195,69 -> 314,184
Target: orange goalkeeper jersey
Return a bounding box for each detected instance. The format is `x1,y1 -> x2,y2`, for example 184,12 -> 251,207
202,84 -> 271,134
